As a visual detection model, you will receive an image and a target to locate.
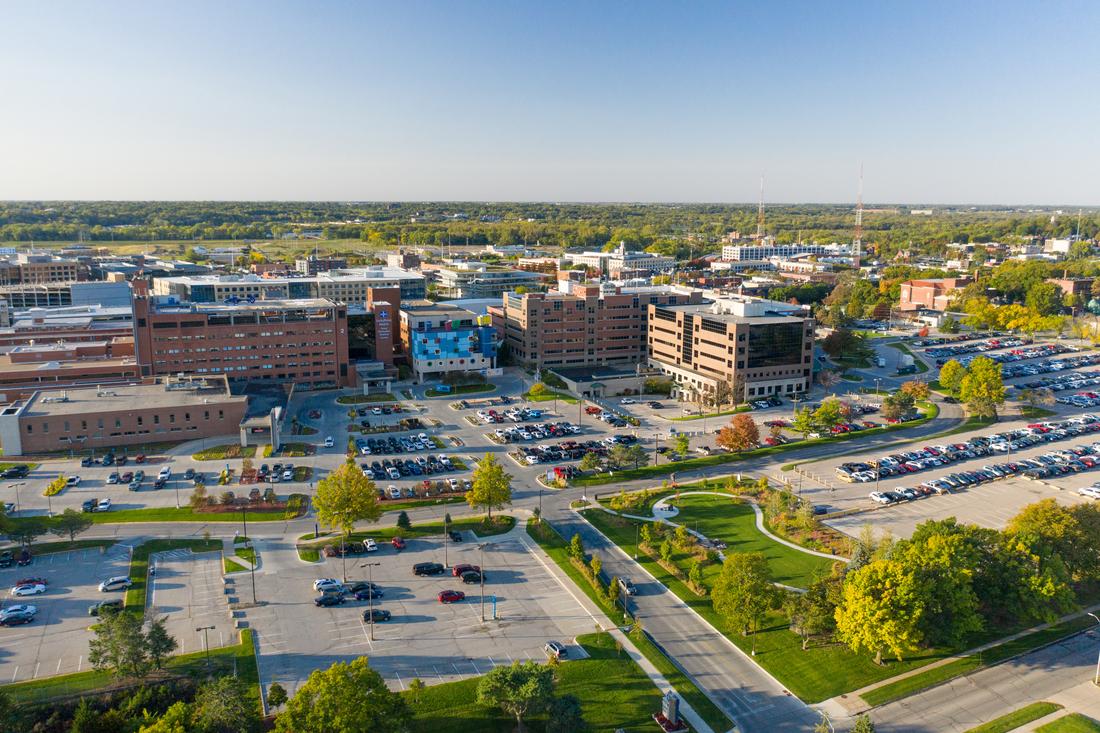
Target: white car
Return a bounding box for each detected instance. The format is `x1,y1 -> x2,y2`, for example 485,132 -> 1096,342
313,578 -> 340,591
449,478 -> 460,490
387,485 -> 401,499
324,436 -> 335,448
620,398 -> 636,404
97,498 -> 112,512
365,539 -> 378,552
158,467 -> 171,480
1079,486 -> 1100,499
99,576 -> 132,592
371,408 -> 383,416
0,604 -> 36,618
67,476 -> 81,486
10,583 -> 46,597
282,469 -> 293,480
869,492 -> 892,505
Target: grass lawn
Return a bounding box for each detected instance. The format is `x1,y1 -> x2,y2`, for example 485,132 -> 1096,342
671,405 -> 751,421
192,444 -> 256,461
885,342 -> 930,373
965,702 -> 1064,733
336,393 -> 398,404
1037,714 -> 1100,733
1020,406 -> 1058,419
665,494 -> 841,588
426,384 -> 495,397
7,539 -> 116,555
80,506 -> 290,524
862,615 -> 1096,707
126,538 -> 223,609
379,495 -> 466,513
2,629 -> 259,708
296,515 -> 515,561
224,557 -> 248,573
522,390 -> 578,404
404,632 -> 662,733
266,441 -> 313,458
841,373 -> 864,382
574,403 -> 938,487
523,520 -> 732,733
580,507 -> 960,703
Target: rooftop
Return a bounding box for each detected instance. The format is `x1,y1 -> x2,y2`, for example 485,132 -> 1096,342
658,298 -> 810,325
400,300 -> 477,317
152,297 -> 339,314
154,266 -> 423,286
13,377 -> 243,418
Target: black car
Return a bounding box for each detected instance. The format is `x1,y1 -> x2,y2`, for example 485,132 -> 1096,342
2,465 -> 28,479
448,531 -> 463,543
184,468 -> 195,480
0,550 -> 12,568
0,611 -> 34,626
363,609 -> 391,622
413,562 -> 445,576
81,499 -> 98,513
461,571 -> 484,584
314,594 -> 346,607
354,588 -> 383,600
88,599 -> 123,616
80,457 -> 95,467
347,581 -> 381,594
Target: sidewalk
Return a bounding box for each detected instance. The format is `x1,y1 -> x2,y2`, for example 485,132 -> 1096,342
515,519 -> 720,733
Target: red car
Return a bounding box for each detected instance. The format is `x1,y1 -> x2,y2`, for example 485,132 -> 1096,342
438,590 -> 465,604
134,454 -> 146,464
452,563 -> 481,577
391,536 -> 406,551
15,577 -> 47,587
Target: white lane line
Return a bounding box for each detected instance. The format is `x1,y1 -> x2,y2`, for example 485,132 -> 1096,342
10,666 -> 17,683
77,656 -> 82,672
394,672 -> 404,690
33,662 -> 40,679
56,658 -> 62,673
470,659 -> 481,674
432,665 -> 445,684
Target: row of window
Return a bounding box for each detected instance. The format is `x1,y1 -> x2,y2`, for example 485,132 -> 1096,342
27,409 -> 227,434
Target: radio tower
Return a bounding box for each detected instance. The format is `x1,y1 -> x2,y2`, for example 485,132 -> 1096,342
756,175 -> 765,240
853,164 -> 864,268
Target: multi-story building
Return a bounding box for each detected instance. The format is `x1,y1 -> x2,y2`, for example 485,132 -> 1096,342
898,277 -> 972,312
0,280 -> 131,309
151,267 -> 426,304
0,253 -> 87,285
132,281 -> 354,389
399,300 -> 497,383
647,297 -> 815,402
295,256 -> 347,275
0,376 -> 248,456
721,243 -> 829,261
563,243 -> 675,278
433,262 -> 549,298
0,338 -> 138,400
386,250 -> 421,270
491,283 -> 702,369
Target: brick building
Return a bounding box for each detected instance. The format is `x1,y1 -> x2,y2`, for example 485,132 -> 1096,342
898,277 -> 972,312
132,281 -> 354,389
647,297 -> 815,402
0,376 -> 247,456
399,301 -> 497,383
490,283 -> 702,369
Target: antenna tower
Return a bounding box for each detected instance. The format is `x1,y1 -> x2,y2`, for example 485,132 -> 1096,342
853,164 -> 864,267
756,176 -> 765,240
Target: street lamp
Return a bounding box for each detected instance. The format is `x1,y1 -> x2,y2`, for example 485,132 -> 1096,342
1088,612 -> 1100,686
360,561 -> 381,640
7,482 -> 24,512
241,506 -> 257,604
196,625 -> 215,674
478,542 -> 495,622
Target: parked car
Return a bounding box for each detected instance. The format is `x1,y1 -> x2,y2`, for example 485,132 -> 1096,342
413,562 -> 445,576
10,583 -> 46,597
363,608 -> 392,622
88,599 -> 123,616
461,571 -> 483,584
98,576 -> 132,592
618,577 -> 637,596
452,563 -> 481,577
543,641 -> 567,659
438,590 -> 465,603
314,593 -> 346,607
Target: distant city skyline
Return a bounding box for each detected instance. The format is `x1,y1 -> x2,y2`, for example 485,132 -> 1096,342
1,1 -> 1098,204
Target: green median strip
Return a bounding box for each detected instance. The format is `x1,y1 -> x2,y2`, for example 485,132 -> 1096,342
524,519 -> 733,733
965,702 -> 1064,733
1037,714 -> 1100,733
862,615 -> 1096,707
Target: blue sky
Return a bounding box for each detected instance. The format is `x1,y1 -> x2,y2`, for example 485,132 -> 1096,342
1,1 -> 1097,203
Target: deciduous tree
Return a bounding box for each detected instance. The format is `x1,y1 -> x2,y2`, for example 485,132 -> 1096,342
835,560 -> 924,665
476,661 -> 556,733
899,380 -> 930,401
959,355 -> 1005,418
49,507 -> 93,543
716,414 -> 759,452
313,459 -> 382,538
711,552 -> 774,654
88,610 -> 151,679
938,359 -> 967,396
275,657 -> 410,733
146,616 -> 177,670
466,454 -> 513,520
194,676 -> 260,733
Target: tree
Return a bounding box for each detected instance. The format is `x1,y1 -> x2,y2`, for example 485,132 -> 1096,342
711,552 -> 774,654
940,315 -> 959,333
792,407 -> 816,438
659,538 -> 674,563
851,714 -> 877,733
137,701 -> 191,733
1025,281 -> 1063,316
276,657 -> 410,733
669,432 -> 690,456
406,677 -> 425,706
146,616 -> 178,670
785,576 -> 838,650
528,382 -> 547,397
608,444 -> 633,470
589,554 -> 602,579
267,682 -> 289,710
834,560 -> 924,665
50,507 -> 93,543
959,355 -> 1005,418
569,533 -> 585,561
579,452 -> 603,473
812,398 -> 843,430
194,676 -> 259,733
546,694 -> 586,733
624,444 -> 648,468
688,560 -> 704,590
88,610 -> 150,678
899,380 -> 930,402
817,369 -> 841,391
313,459 -> 382,538
466,454 -> 513,520
894,533 -> 983,647
396,511 -> 411,531
716,414 -> 759,452
1007,498 -> 1093,581
938,359 -> 967,397
476,661 -> 556,733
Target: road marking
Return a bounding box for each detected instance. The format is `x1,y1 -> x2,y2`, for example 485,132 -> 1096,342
432,664 -> 445,683
10,666 -> 17,682
77,655 -> 82,672
56,658 -> 62,673
33,662 -> 39,679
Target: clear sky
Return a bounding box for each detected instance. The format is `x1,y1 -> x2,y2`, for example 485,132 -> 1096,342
1,1 -> 1097,204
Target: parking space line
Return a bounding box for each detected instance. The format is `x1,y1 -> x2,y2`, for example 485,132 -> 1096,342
33,662 -> 39,679
77,656 -> 82,672
394,672 -> 404,690
56,658 -> 62,673
432,665 -> 445,683
10,666 -> 17,683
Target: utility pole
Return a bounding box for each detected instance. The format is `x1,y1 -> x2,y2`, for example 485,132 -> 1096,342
196,625 -> 215,674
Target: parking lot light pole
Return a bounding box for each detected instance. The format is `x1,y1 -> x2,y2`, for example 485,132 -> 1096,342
8,482 -> 23,512
241,506 -> 257,604
196,625 -> 215,674
444,514 -> 449,568
361,561 -> 381,640
1089,612 -> 1100,686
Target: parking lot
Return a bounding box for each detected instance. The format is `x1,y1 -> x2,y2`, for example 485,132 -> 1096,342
148,548 -> 237,656
0,544 -> 131,683
248,530 -> 596,696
